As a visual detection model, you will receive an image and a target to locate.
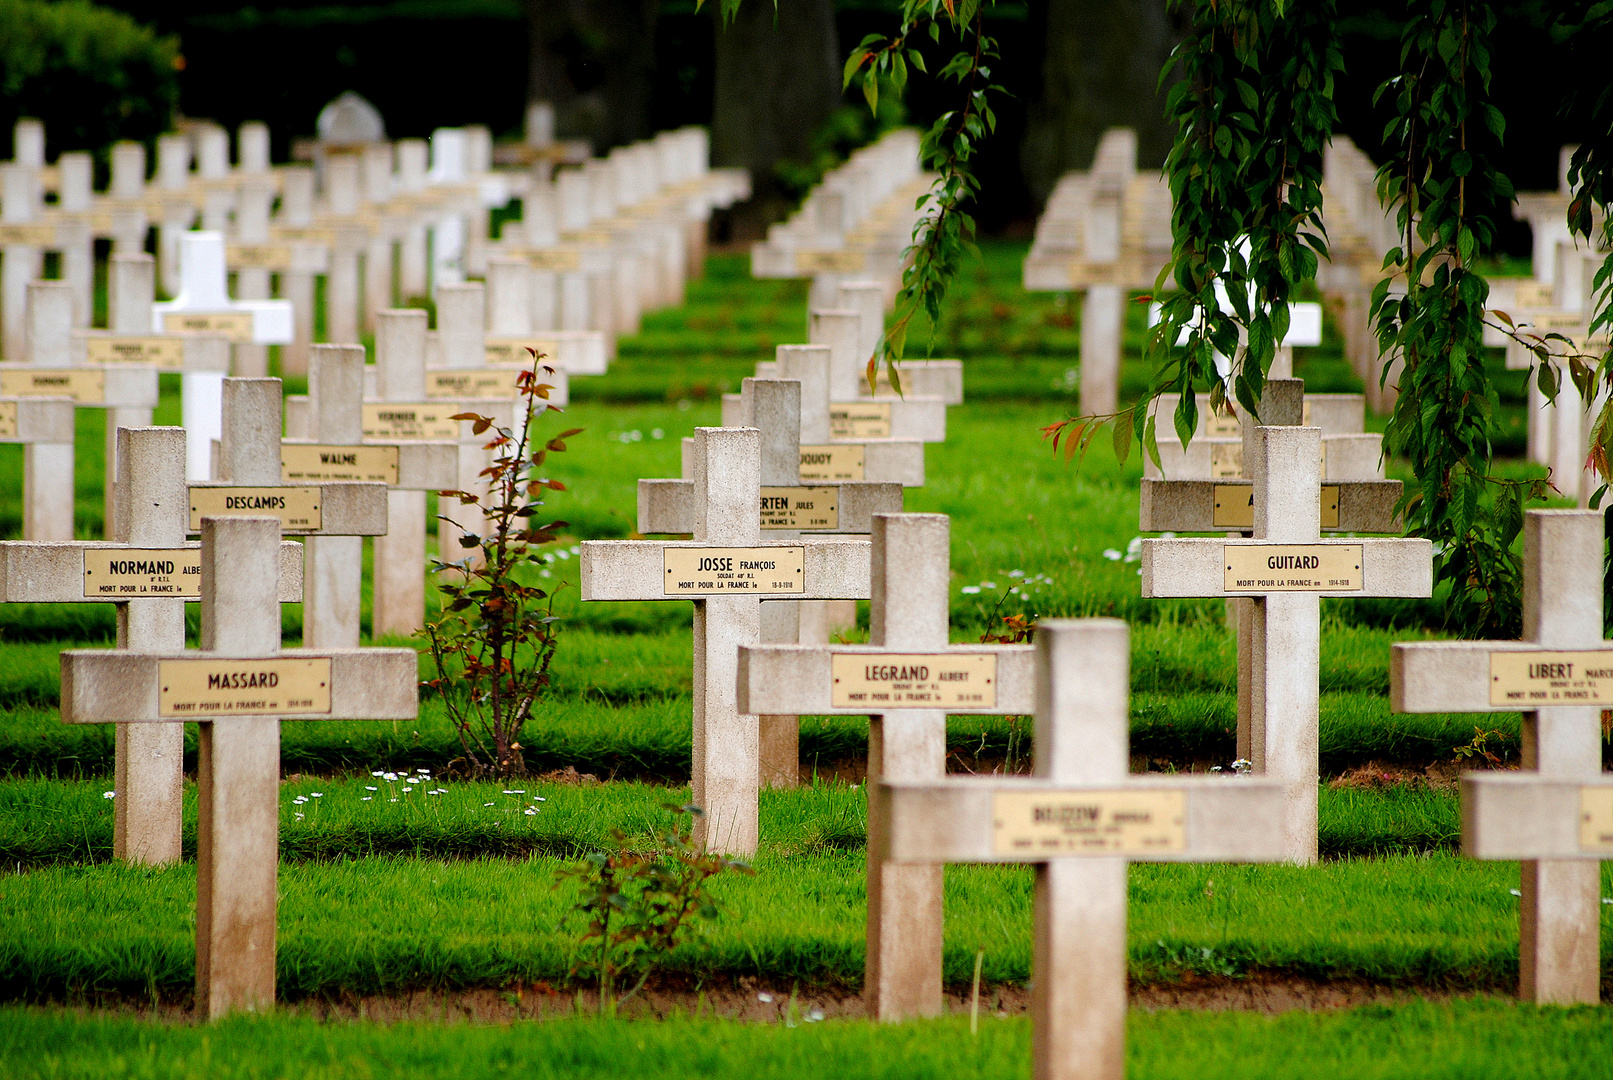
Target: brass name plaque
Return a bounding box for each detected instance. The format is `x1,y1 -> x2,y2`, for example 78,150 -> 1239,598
362,403 -> 460,441
83,549 -> 201,598
189,486 -> 322,532
227,243 -> 292,270
84,336 -> 185,368
1205,411 -> 1241,437
528,249 -> 582,271
1224,544 -> 1362,592
760,487 -> 839,530
795,250 -> 866,273
1209,442 -> 1242,478
830,652 -> 997,709
157,657 -> 332,717
831,402 -> 892,440
1580,787 -> 1613,853
663,547 -> 805,595
992,790 -> 1187,856
799,444 -> 864,481
282,444 -> 399,484
1489,650 -> 1613,707
276,227 -> 336,246
427,370 -> 525,399
1515,282 -> 1555,309
1211,485 -> 1340,530
1065,259 -> 1125,287
483,339 -> 558,365
163,312 -> 255,342
0,400 -> 15,437
0,223 -> 54,245
0,368 -> 104,403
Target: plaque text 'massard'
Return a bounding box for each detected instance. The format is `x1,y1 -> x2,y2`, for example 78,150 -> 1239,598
157,657 -> 333,717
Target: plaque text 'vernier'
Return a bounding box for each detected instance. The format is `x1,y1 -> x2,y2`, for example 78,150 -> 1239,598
992,790 -> 1187,856
162,312 -> 255,343
830,402 -> 892,440
1212,485 -> 1341,530
157,657 -> 332,717
83,549 -> 202,598
799,444 -> 864,482
85,337 -> 186,368
1224,544 -> 1363,592
1489,650 -> 1613,707
830,652 -> 997,709
361,404 -> 459,441
189,487 -> 322,532
760,487 -> 838,530
0,369 -> 104,403
281,444 -> 400,484
662,547 -> 805,595
1580,788 -> 1613,853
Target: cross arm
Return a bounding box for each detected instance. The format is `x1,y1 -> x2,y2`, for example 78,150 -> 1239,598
737,643 -> 1035,715
580,538 -> 870,601
59,647 -> 419,723
188,483 -> 389,536
1461,772 -> 1613,859
874,775 -> 1288,864
280,440 -> 459,490
0,397 -> 73,443
1390,640 -> 1613,713
0,540 -> 304,603
1139,479 -> 1402,534
1140,537 -> 1433,598
636,479 -> 903,535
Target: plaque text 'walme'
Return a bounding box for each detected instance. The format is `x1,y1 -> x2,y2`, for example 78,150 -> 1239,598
281,444 -> 399,484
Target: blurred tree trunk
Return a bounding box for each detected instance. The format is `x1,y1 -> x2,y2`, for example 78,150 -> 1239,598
711,0 -> 841,233
1020,0 -> 1181,203
528,0 -> 660,150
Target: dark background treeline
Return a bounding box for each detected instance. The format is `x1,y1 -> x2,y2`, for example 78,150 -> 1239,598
3,1 -> 1586,247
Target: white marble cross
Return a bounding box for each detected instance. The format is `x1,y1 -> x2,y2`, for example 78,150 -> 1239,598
831,279 -> 964,405
739,512 -> 1035,1020
876,618 -> 1286,1080
60,515 -> 418,1019
808,309 -> 948,442
483,255 -> 609,375
0,393 -> 74,539
151,231 -> 294,479
1141,422 -> 1434,862
1392,509 -> 1613,1004
0,426 -> 303,864
581,426 -> 874,856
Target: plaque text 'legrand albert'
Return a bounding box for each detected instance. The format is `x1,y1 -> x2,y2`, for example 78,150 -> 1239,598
830,652 -> 997,709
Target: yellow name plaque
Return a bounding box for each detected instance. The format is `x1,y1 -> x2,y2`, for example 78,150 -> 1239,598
831,402 -> 892,440
795,250 -> 866,273
162,312 -> 255,342
282,444 -> 399,484
799,444 -> 864,481
189,487 -> 322,532
760,487 -> 838,530
362,403 -> 459,441
483,340 -> 558,365
0,223 -> 55,245
830,652 -> 997,709
1580,787 -> 1613,853
663,547 -> 805,595
527,249 -> 582,271
0,400 -> 15,438
83,549 -> 201,598
157,657 -> 332,717
1211,485 -> 1340,530
1205,411 -> 1242,437
227,243 -> 293,271
992,789 -> 1187,856
84,336 -> 185,368
1224,544 -> 1362,592
1209,442 -> 1242,478
427,370 -> 525,399
0,368 -> 104,403
1489,650 -> 1613,707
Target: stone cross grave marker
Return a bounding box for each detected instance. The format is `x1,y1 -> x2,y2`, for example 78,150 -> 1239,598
643,377 -> 902,788
0,426 -> 303,864
484,255 -> 610,376
0,393 -> 74,540
204,375 -> 390,650
1392,509 -> 1613,1004
279,343 -> 458,645
2,281 -> 159,537
60,515 -> 418,1019
739,512 -> 1036,1019
809,309 -> 948,443
833,280 -> 964,405
876,618 -> 1286,1080
581,426 -> 873,856
151,231 -> 295,479
1141,422 -> 1433,862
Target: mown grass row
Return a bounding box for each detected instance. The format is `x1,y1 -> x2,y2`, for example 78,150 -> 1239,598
8,1000 -> 1613,1080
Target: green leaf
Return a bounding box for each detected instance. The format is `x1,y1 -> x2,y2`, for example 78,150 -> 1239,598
1112,416 -> 1132,466
863,70 -> 879,115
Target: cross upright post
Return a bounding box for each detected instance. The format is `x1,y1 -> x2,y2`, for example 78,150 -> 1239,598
739,512 -> 1037,1019
581,427 -> 875,856
876,618 -> 1286,1080
482,256 -> 608,376
1393,509 -> 1613,1003
60,515 -> 418,1019
809,309 -> 947,443
1142,418 -> 1434,862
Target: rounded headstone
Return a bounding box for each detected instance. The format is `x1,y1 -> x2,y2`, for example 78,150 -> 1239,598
317,92 -> 386,147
